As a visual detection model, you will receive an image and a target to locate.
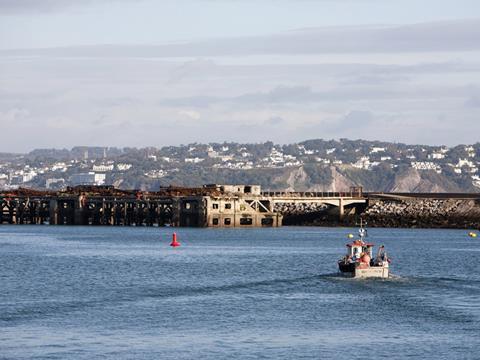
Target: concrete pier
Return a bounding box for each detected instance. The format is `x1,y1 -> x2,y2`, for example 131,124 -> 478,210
0,185 -> 367,227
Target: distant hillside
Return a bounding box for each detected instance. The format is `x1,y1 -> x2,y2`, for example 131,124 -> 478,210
1,139 -> 479,192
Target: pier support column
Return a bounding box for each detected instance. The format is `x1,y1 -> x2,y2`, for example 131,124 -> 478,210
339,198 -> 345,221
172,198 -> 180,227
49,200 -> 58,225
76,196 -> 91,225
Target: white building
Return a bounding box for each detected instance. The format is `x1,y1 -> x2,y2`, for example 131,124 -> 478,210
51,162 -> 68,172
370,147 -> 386,153
220,155 -> 234,162
465,146 -> 476,158
116,163 -> 132,171
315,157 -> 330,165
70,172 -> 106,186
411,162 -> 442,174
269,148 -> 285,164
22,171 -> 37,183
352,156 -> 373,170
472,175 -> 480,188
428,152 -> 445,160
285,160 -> 303,167
145,170 -> 168,178
93,164 -> 114,172
457,159 -> 475,168
185,157 -> 204,163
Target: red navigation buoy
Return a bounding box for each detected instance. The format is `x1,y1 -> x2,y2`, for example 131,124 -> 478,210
170,232 -> 180,247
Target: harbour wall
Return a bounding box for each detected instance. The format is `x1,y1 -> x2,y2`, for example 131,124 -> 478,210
361,199 -> 480,229
280,198 -> 480,229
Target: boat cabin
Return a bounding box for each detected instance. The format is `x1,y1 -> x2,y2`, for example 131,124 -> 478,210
346,240 -> 374,260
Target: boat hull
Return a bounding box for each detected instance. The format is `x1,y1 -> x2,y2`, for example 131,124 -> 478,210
338,262 -> 389,279
338,262 -> 355,273
353,266 -> 389,279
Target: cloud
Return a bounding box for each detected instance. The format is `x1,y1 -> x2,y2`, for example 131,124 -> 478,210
0,107 -> 30,123
237,86 -> 315,104
264,116 -> 285,125
166,59 -> 217,85
159,84 -> 415,109
178,109 -> 201,120
3,19 -> 479,55
0,0 -> 141,13
92,97 -> 141,108
46,116 -> 81,129
1,17 -> 479,151
336,110 -> 374,129
160,86 -> 318,108
465,96 -> 480,108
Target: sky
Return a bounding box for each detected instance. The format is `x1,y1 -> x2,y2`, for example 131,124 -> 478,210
1,0 -> 480,152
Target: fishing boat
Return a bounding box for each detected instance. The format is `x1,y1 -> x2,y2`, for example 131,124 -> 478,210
338,221 -> 390,279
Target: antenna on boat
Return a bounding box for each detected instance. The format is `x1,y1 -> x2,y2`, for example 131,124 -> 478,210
356,218 -> 368,242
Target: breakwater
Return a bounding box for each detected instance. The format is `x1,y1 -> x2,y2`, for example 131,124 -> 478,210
362,199 -> 480,229
278,198 -> 480,229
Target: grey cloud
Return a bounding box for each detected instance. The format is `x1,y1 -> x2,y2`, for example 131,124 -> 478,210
1,19 -> 479,151
335,110 -> 374,130
0,0 -> 141,13
159,85 -> 423,108
160,95 -> 221,108
340,74 -> 411,86
92,97 -> 142,107
2,19 -> 480,55
295,110 -> 376,141
264,116 -> 286,126
465,96 -> 480,108
237,86 -> 315,104
158,86 -> 319,108
166,59 -> 217,85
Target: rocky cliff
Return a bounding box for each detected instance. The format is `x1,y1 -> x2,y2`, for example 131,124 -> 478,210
270,165 -> 469,193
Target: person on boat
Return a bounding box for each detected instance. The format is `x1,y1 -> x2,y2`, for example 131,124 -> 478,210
375,245 -> 388,265
341,254 -> 352,264
353,247 -> 360,261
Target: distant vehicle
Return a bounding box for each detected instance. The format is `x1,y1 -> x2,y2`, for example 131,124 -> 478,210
338,221 -> 390,279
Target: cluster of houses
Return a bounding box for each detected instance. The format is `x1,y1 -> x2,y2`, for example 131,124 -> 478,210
0,159 -> 135,190
0,143 -> 479,190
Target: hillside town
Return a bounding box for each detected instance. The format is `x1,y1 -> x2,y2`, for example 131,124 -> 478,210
0,139 -> 479,191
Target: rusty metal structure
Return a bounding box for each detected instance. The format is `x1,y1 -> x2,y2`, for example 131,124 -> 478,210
0,185 -> 369,227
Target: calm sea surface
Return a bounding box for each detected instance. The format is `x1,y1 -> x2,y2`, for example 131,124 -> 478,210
1,226 -> 479,359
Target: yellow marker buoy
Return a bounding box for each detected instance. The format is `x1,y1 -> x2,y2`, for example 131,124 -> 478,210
469,232 -> 477,238
347,234 -> 354,239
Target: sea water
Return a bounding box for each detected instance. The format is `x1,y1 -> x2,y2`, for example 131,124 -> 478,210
1,226 -> 479,359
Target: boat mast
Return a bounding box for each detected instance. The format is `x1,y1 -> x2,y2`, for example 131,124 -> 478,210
357,218 -> 367,242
